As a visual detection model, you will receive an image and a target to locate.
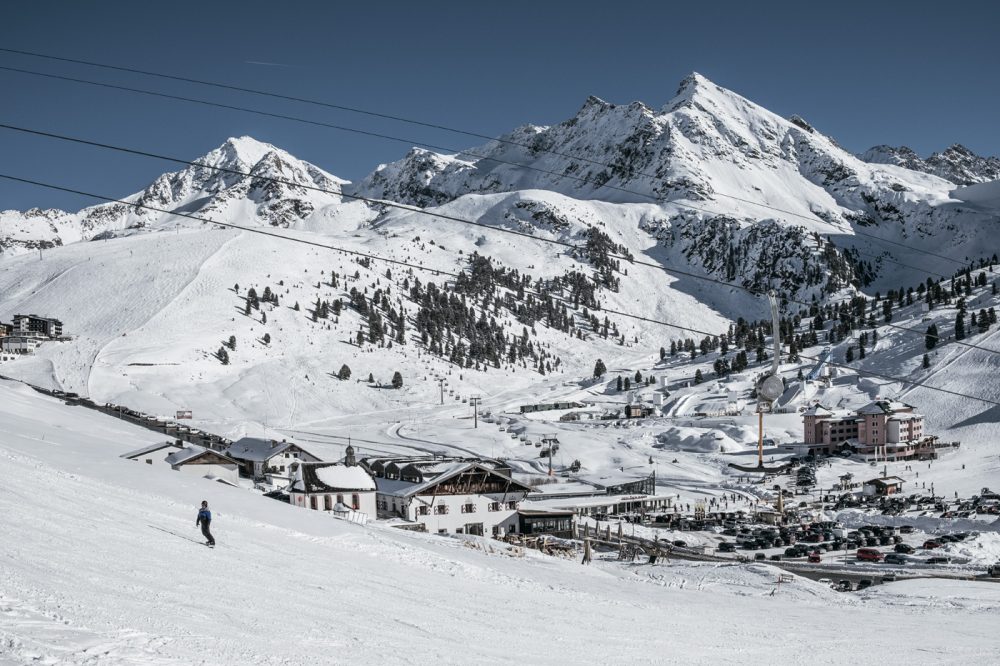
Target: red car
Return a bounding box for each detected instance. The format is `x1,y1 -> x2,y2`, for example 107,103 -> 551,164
808,551 -> 822,563
857,548 -> 884,562
923,540 -> 942,549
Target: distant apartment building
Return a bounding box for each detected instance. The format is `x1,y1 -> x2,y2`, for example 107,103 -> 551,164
12,314 -> 63,338
0,336 -> 41,355
801,400 -> 929,461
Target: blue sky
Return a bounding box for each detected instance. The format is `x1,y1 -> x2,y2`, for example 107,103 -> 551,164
1,0 -> 998,210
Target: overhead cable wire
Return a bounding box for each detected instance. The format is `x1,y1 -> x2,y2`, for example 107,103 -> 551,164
3,122 -> 997,357
2,170 -> 997,406
0,61 -> 969,278
0,46 -> 980,270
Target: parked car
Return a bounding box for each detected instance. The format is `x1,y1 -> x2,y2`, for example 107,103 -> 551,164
857,548 -> 884,562
894,543 -> 915,554
926,556 -> 952,565
922,540 -> 942,549
884,553 -> 907,565
856,579 -> 874,590
754,553 -> 767,561
808,551 -> 822,563
672,540 -> 687,548
881,574 -> 897,582
718,542 -> 736,552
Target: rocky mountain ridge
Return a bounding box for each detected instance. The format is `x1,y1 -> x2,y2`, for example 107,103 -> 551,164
861,144 -> 1000,185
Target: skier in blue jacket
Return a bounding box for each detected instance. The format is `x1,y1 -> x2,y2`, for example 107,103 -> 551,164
196,501 -> 215,547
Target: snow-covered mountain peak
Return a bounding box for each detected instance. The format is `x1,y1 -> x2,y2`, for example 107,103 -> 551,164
204,135 -> 282,170
1,136 -> 357,255
670,71 -> 712,102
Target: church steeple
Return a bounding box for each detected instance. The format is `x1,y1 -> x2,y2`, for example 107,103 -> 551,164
344,441 -> 356,467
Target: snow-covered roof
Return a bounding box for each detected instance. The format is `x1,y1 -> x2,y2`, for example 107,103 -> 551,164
120,441 -> 183,459
291,463 -> 375,493
314,464 -> 375,491
801,404 -> 833,416
526,493 -> 676,511
857,400 -> 913,415
865,476 -> 906,486
165,445 -> 236,467
576,470 -> 651,488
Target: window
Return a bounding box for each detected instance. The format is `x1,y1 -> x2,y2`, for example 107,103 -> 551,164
506,501 -> 517,510
352,494 -> 360,510
324,495 -> 333,511
434,505 -> 449,515
488,502 -> 500,512
337,494 -> 344,505
310,496 -> 318,510
461,503 -> 476,514
418,505 -> 430,516
146,459 -> 152,465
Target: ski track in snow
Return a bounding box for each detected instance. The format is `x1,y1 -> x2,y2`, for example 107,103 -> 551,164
2,380 -> 1000,664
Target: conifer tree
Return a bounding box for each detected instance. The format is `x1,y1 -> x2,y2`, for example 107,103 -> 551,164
925,324 -> 938,350
338,364 -> 351,380
922,353 -> 930,369
392,371 -> 403,389
593,359 -> 607,378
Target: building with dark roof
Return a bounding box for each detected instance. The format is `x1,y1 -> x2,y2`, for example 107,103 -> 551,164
225,437 -> 322,482
363,456 -> 531,536
12,314 -> 63,338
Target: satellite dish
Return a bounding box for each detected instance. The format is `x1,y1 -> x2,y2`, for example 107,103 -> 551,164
758,374 -> 784,402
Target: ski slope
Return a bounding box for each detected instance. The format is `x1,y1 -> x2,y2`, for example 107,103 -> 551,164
2,379 -> 1000,665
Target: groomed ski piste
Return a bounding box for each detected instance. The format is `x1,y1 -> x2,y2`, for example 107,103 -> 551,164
2,377 -> 1000,666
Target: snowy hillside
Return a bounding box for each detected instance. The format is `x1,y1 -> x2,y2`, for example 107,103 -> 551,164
0,72 -> 998,451
3,378 -> 999,664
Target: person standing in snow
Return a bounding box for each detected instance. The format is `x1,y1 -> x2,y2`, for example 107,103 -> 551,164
196,501 -> 215,547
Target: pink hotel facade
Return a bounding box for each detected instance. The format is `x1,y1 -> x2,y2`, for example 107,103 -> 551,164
802,400 -> 929,461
